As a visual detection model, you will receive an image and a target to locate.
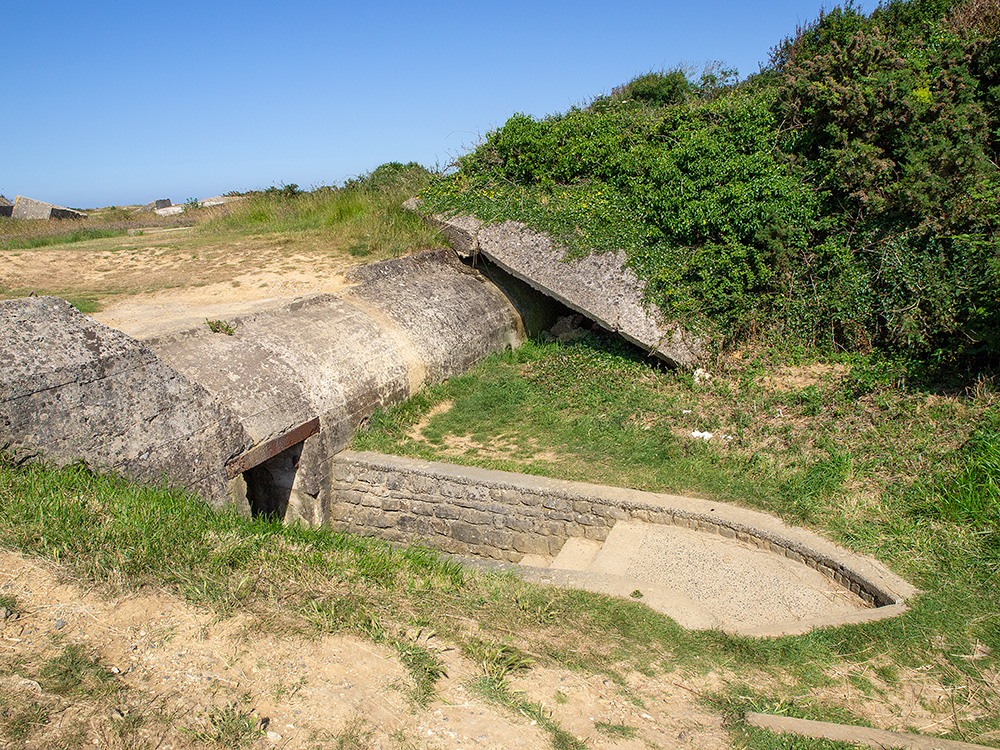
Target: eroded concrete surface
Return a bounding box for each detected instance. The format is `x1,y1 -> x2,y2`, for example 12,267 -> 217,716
521,522 -> 869,635
408,200 -> 705,368
1,250 -> 524,521
0,296 -> 250,504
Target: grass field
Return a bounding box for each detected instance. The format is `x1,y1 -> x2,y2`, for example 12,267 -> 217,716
0,169 -> 442,313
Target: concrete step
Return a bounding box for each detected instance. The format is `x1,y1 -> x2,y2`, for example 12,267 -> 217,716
586,521 -> 648,574
515,519 -> 873,635
549,536 -> 604,571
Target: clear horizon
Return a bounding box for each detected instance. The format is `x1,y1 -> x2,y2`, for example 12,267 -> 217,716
5,0 -> 880,209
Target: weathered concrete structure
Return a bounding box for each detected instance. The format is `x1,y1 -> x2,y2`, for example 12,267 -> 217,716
147,250 -> 523,521
1,247 -> 917,634
0,195 -> 12,218
132,198 -> 172,214
0,296 -> 250,506
407,200 -> 705,368
12,196 -> 87,220
2,250 -> 524,521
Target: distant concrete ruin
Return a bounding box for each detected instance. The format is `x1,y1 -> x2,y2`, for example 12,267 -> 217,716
0,195 -> 12,218
12,195 -> 87,220
132,198 -> 172,214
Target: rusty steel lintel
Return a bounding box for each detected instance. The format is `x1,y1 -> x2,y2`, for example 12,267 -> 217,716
225,417 -> 320,478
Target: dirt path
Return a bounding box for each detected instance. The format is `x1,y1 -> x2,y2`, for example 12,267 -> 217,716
0,549 -> 731,749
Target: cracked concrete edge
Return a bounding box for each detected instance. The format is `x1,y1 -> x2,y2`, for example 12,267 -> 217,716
402,198 -> 706,369
339,451 -> 918,622
745,713 -> 998,750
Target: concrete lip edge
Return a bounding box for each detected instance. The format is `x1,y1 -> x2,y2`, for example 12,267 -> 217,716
745,712 -> 997,750
403,199 -> 706,369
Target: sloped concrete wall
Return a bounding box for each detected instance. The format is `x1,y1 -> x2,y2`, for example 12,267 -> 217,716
406,200 -> 705,368
12,196 -> 87,220
0,297 -> 251,508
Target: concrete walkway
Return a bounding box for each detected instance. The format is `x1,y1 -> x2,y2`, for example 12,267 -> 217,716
516,521 -> 870,635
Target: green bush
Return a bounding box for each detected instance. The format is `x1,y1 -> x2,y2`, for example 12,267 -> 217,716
422,0 -> 1000,366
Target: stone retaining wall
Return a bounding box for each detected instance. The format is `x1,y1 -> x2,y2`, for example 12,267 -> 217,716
332,451 -> 917,609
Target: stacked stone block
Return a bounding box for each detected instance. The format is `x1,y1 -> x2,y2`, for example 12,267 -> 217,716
331,460 -> 622,562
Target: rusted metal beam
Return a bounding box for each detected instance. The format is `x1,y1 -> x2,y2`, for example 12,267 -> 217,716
225,417 -> 320,478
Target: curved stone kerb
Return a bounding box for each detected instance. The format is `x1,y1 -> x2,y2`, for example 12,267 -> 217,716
332,451 -> 918,625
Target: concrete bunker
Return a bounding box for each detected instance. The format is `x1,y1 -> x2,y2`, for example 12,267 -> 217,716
1,245 -> 917,638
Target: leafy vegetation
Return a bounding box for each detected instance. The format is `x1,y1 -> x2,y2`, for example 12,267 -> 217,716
421,0 -> 1000,368
205,318 -> 237,335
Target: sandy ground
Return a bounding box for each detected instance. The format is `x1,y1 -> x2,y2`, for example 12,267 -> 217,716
90,270 -> 351,339
0,549 -> 731,749
0,230 -> 359,339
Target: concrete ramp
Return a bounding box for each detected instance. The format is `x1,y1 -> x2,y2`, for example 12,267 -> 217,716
333,451 -> 917,637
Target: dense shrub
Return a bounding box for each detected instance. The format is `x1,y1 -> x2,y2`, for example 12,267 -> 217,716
422,0 -> 1000,366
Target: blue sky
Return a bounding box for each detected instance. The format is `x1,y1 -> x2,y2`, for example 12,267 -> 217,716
4,1 -> 879,209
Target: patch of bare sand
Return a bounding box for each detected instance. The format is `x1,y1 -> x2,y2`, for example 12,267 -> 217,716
760,363 -> 849,392
405,400 -> 456,442
511,667 -> 729,749
91,269 -> 351,339
0,549 -> 735,749
0,237 -> 362,339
